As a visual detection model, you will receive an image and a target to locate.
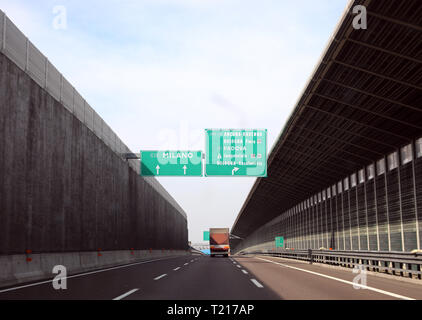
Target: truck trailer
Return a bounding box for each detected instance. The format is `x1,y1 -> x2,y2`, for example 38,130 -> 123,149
209,228 -> 230,257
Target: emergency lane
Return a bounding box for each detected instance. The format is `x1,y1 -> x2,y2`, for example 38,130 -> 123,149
233,255 -> 422,300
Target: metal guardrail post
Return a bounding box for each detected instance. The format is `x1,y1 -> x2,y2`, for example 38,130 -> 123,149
308,249 -> 313,264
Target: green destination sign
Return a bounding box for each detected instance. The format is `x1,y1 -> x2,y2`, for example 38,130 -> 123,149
275,236 -> 284,248
203,231 -> 210,241
140,151 -> 203,176
205,129 -> 267,177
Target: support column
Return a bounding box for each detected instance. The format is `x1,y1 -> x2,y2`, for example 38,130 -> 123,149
397,148 -> 405,252
384,156 -> 392,252
412,140 -> 420,250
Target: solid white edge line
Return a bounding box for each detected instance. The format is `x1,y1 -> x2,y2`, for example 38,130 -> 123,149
113,288 -> 139,300
250,279 -> 264,288
173,267 -> 181,271
257,257 -> 415,300
153,274 -> 167,281
0,256 -> 179,294
242,270 -> 248,274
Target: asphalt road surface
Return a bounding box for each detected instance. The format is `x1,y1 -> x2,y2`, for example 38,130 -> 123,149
0,254 -> 421,300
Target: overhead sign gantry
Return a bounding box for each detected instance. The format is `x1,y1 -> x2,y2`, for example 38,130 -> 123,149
138,129 -> 267,177
205,129 -> 267,177
140,151 -> 203,176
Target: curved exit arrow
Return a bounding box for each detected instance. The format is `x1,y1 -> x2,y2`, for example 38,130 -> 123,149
232,167 -> 239,175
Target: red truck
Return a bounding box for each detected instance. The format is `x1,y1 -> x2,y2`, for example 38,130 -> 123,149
209,228 -> 230,257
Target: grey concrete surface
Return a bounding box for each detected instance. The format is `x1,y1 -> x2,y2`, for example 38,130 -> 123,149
0,250 -> 189,288
0,51 -> 188,255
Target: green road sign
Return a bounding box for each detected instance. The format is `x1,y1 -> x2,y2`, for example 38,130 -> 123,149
140,151 -> 203,176
203,231 -> 210,241
205,129 -> 267,177
275,236 -> 284,248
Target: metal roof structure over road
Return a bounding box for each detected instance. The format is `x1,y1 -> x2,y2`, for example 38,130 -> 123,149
231,0 -> 422,239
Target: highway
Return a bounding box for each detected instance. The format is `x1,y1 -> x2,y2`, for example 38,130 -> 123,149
1,0 -> 421,309
0,255 -> 421,300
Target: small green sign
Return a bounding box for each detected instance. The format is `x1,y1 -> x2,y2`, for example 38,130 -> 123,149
140,151 -> 203,176
203,231 -> 210,241
275,236 -> 284,248
205,129 -> 267,177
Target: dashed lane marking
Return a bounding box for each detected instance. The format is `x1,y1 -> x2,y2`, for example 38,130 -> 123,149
154,274 -> 167,281
113,289 -> 139,300
0,256 -> 180,294
250,279 -> 264,288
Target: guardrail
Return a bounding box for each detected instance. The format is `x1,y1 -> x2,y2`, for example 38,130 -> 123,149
0,9 -> 186,218
241,249 -> 422,280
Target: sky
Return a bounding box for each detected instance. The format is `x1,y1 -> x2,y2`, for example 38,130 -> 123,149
0,0 -> 349,243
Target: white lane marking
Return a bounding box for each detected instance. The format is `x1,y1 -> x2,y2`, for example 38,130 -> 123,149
257,257 -> 415,300
242,270 -> 248,274
113,288 -> 139,300
233,261 -> 237,264
154,274 -> 167,281
251,279 -> 264,288
184,263 -> 189,266
0,256 -> 180,294
190,260 -> 194,262
236,265 -> 241,268
173,267 -> 181,271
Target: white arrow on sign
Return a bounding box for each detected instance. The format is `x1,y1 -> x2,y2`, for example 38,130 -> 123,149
183,165 -> 187,175
156,165 -> 160,175
232,167 -> 239,175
